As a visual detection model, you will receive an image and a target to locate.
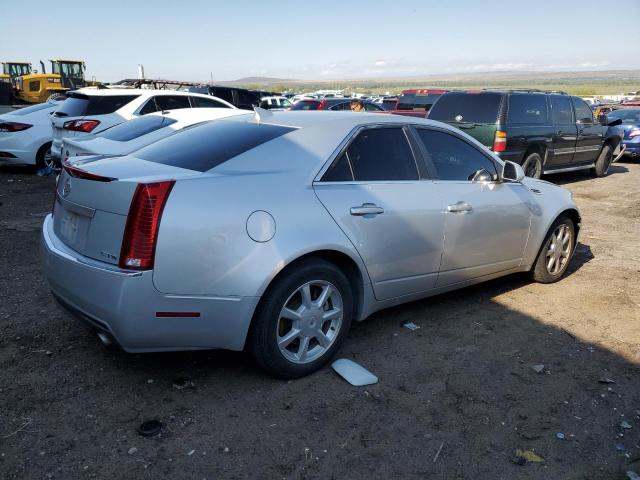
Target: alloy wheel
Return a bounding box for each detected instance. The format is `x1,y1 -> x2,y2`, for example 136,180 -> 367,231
276,280 -> 343,364
523,156 -> 541,178
545,223 -> 572,275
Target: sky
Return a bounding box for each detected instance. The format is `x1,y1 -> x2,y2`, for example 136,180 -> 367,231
3,0 -> 640,83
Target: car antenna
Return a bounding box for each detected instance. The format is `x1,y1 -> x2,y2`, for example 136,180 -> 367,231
253,106 -> 273,124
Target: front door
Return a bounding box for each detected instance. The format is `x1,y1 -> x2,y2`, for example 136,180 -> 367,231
572,96 -> 605,164
314,126 -> 446,301
548,95 -> 578,168
412,127 -> 531,286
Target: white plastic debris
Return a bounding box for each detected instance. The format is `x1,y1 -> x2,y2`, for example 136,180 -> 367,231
332,359 -> 378,386
403,322 -> 420,331
621,421 -> 632,429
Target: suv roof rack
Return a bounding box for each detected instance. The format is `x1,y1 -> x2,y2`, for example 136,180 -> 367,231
480,88 -> 569,95
111,78 -> 207,90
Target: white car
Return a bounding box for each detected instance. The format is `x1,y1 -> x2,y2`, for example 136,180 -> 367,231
0,100 -> 61,168
259,96 -> 293,110
61,107 -> 249,160
51,89 -> 235,163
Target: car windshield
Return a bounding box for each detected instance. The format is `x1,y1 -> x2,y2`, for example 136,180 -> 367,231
428,92 -> 503,124
396,93 -> 441,111
99,115 -> 178,142
607,109 -> 640,123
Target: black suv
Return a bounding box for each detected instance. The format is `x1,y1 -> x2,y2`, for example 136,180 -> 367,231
187,85 -> 276,110
428,90 -> 623,178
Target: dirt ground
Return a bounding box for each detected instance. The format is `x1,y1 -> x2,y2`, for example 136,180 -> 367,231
1,161 -> 639,480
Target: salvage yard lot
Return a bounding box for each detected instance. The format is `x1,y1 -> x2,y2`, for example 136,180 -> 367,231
1,162 -> 639,479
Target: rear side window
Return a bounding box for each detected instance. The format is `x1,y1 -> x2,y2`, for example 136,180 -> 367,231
507,94 -> 548,124
154,96 -> 191,111
550,96 -> 574,124
98,115 -> 177,142
428,92 -> 502,124
328,102 -> 350,111
330,127 -> 418,182
134,121 -> 295,172
415,128 -> 497,181
291,100 -> 320,110
573,97 -> 594,123
190,96 -> 231,108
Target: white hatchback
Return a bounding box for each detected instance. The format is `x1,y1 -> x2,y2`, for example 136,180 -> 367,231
50,89 -> 235,164
0,100 -> 62,168
61,107 -> 249,160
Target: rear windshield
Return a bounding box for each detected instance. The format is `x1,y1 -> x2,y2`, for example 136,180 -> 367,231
291,100 -> 321,110
396,93 -> 442,111
99,115 -> 178,142
58,94 -> 139,116
134,120 -> 295,172
607,108 -> 640,123
428,92 -> 503,124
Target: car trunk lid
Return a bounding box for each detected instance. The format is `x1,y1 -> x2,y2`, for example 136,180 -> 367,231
53,156 -> 199,266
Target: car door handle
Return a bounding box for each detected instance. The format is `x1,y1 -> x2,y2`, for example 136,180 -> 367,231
447,201 -> 473,213
350,203 -> 384,216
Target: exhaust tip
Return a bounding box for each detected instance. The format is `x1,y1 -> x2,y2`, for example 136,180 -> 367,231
97,331 -> 113,347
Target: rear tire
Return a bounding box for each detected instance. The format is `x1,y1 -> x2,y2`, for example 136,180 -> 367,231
591,144 -> 613,178
522,152 -> 543,179
35,142 -> 53,169
249,258 -> 353,379
530,215 -> 575,283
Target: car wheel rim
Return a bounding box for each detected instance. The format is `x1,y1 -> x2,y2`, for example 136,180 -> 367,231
524,157 -> 540,178
276,280 -> 343,365
545,224 -> 572,276
43,149 -> 54,168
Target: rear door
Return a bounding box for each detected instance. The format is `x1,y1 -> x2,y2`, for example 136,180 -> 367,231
314,126 -> 446,301
412,127 -> 531,286
572,96 -> 605,164
548,95 -> 578,168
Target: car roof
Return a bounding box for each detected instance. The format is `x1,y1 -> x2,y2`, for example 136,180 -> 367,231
70,88 -> 216,98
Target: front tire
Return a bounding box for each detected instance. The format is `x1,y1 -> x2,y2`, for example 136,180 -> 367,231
591,144 -> 613,178
530,215 -> 575,283
249,258 -> 353,379
522,152 -> 543,179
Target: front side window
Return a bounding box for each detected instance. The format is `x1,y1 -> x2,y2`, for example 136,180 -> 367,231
416,128 -> 497,181
154,95 -> 191,111
507,94 -> 548,124
322,127 -> 418,182
572,97 -> 594,124
550,96 -> 574,124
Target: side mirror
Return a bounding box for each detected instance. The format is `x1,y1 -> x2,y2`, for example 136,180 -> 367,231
502,161 -> 525,182
607,117 -> 622,127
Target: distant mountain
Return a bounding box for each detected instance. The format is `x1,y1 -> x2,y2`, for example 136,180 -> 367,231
216,76 -> 296,86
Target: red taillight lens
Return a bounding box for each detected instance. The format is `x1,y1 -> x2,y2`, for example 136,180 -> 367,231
119,181 -> 175,270
63,119 -> 100,133
493,131 -> 507,153
317,100 -> 326,110
0,122 -> 33,132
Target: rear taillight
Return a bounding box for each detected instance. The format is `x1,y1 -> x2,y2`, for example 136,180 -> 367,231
493,131 -> 507,153
63,119 -> 100,133
120,181 -> 175,270
629,129 -> 640,138
317,100 -> 327,110
0,122 -> 32,132
63,162 -> 115,182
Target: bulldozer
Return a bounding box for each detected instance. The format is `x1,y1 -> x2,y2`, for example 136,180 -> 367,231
11,59 -> 88,104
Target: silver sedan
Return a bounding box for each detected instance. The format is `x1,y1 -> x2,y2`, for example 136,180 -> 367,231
41,111 -> 580,378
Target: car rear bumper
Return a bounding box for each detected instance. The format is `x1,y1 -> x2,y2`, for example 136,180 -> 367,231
41,214 -> 259,352
622,141 -> 640,157
0,132 -> 39,165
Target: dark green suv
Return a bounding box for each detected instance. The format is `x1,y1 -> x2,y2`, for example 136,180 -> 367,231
428,90 -> 624,178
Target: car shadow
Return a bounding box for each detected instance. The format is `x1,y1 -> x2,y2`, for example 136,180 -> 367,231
550,164 -> 629,185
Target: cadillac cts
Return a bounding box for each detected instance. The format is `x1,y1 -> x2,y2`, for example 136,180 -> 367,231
41,111 -> 580,378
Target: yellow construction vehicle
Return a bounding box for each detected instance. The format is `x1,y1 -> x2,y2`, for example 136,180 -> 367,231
13,59 -> 87,104
1,61 -> 33,83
